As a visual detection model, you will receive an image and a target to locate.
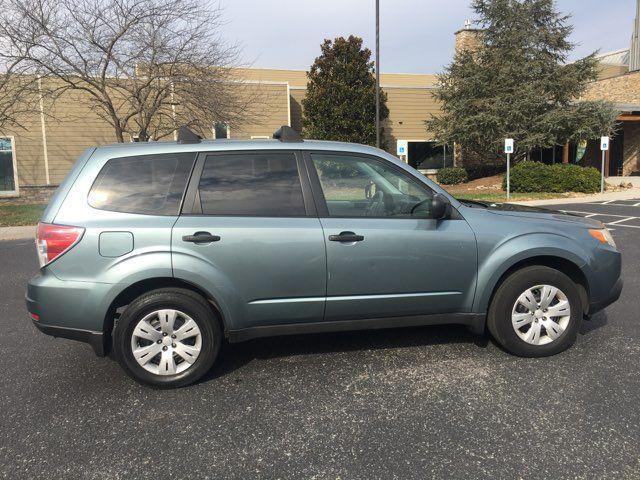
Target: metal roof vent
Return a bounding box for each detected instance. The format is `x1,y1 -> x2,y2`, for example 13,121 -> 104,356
177,126 -> 201,144
273,126 -> 303,143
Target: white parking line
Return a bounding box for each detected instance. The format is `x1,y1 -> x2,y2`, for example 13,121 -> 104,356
560,210 -> 640,229
561,210 -> 633,218
608,217 -> 636,225
584,202 -> 640,207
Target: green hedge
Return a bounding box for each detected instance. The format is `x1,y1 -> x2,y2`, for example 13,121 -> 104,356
465,164 -> 506,181
503,161 -> 601,193
436,167 -> 468,185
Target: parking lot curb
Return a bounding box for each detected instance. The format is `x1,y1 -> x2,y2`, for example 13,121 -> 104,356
0,225 -> 36,241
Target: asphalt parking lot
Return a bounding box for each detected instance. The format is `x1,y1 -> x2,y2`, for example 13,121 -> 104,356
1,201 -> 639,479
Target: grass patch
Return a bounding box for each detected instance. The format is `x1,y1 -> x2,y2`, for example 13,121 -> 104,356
453,192 -> 574,203
0,203 -> 46,227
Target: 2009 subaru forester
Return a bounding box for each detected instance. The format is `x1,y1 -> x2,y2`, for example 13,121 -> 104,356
26,126 -> 623,388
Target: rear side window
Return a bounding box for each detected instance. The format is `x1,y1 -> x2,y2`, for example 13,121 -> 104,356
197,152 -> 305,216
89,153 -> 195,215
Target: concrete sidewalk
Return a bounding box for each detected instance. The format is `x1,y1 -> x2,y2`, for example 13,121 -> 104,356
513,188 -> 640,206
0,225 -> 35,241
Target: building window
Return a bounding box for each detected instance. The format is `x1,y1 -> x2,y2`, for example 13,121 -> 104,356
213,122 -> 230,139
0,137 -> 18,194
404,141 -> 452,171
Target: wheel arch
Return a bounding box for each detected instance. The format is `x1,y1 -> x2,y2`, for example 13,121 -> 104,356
481,255 -> 590,316
103,277 -> 228,354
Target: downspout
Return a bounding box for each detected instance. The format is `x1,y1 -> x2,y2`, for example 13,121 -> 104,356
37,76 -> 50,185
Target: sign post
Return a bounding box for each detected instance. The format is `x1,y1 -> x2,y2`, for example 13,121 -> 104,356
505,139 -> 514,200
397,140 -> 408,163
600,136 -> 609,194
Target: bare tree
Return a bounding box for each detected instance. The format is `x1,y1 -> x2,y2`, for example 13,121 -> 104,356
0,0 -> 257,141
0,51 -> 42,131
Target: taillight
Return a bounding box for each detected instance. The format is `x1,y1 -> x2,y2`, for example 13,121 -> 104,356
36,222 -> 85,268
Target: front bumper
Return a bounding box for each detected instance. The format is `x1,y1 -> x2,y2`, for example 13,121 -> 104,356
588,276 -> 623,316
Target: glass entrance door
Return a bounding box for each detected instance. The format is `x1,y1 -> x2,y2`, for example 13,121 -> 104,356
0,137 -> 17,194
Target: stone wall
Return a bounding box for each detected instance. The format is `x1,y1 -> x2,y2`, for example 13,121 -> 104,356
454,28 -> 483,54
582,71 -> 640,103
624,122 -> 640,175
0,185 -> 57,205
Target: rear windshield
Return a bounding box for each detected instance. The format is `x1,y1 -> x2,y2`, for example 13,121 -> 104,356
89,153 -> 195,215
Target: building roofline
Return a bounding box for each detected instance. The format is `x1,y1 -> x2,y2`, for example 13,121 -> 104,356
596,48 -> 630,58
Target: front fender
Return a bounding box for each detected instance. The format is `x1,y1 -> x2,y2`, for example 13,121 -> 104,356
472,233 -> 593,313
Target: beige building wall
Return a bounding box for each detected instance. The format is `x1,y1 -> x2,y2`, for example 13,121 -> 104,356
2,113 -> 47,187
2,76 -> 292,194
43,88 -> 118,185
385,87 -> 441,148
230,82 -> 290,139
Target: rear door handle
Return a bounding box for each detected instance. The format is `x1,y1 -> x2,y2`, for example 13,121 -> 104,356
329,231 -> 365,243
182,232 -> 221,244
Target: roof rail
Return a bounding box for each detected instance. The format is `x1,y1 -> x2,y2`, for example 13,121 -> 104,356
177,126 -> 201,144
273,126 -> 303,143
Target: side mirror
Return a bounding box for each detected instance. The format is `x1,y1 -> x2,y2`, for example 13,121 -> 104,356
431,193 -> 451,220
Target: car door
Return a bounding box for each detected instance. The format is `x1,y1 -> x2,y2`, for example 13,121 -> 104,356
172,150 -> 326,330
306,150 -> 477,322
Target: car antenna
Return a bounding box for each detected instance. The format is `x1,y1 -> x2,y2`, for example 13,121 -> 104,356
177,126 -> 202,144
273,126 -> 303,143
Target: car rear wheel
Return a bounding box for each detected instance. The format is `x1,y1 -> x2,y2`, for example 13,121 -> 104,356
113,288 -> 221,388
487,266 -> 583,357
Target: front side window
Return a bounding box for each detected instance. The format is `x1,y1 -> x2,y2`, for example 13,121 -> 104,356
198,152 -> 305,216
0,137 -> 17,193
89,153 -> 195,215
311,153 -> 433,218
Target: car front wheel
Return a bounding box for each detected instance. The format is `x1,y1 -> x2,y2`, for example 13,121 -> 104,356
113,288 -> 221,388
487,266 -> 583,357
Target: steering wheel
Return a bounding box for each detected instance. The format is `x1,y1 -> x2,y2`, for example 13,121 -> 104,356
364,181 -> 376,199
365,190 -> 388,217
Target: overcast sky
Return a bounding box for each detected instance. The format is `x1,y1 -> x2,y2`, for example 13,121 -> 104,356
218,0 -> 634,73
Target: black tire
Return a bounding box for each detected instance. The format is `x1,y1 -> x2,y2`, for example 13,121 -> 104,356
113,288 -> 222,388
487,266 -> 583,357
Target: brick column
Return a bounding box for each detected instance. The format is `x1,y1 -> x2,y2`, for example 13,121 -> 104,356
562,142 -> 570,164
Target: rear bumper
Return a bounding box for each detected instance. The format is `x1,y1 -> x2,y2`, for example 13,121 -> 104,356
31,320 -> 107,356
588,276 -> 623,316
26,271 -> 114,356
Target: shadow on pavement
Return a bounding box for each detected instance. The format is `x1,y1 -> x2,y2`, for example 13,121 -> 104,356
580,311 -> 608,335
202,324 -> 489,382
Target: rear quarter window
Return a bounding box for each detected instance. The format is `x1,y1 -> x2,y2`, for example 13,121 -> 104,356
89,153 -> 195,215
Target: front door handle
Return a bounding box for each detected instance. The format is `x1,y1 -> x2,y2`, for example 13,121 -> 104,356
329,231 -> 365,243
182,232 -> 221,244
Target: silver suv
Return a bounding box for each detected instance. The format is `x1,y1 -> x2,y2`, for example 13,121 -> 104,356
26,126 -> 622,388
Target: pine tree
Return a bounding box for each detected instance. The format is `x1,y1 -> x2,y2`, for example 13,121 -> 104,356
302,36 -> 389,147
427,0 -> 618,163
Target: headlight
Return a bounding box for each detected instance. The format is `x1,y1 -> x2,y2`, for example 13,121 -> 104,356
589,228 -> 617,249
